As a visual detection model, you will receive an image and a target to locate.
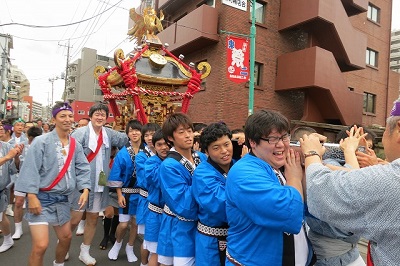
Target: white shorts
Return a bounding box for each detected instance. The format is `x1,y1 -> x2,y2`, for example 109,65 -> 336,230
174,257 -> 195,266
347,255 -> 366,266
14,191 -> 26,197
158,256 -> 195,266
86,192 -> 104,213
119,214 -> 135,223
137,224 -> 145,234
144,240 -> 158,253
158,255 -> 173,265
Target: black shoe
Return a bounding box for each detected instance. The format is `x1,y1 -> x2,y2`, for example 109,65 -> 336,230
99,236 -> 109,250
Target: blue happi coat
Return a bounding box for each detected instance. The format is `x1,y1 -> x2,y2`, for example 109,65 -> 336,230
225,153 -> 304,266
135,147 -> 154,225
107,144 -> 139,215
144,154 -> 164,242
157,150 -> 207,258
192,157 -> 234,266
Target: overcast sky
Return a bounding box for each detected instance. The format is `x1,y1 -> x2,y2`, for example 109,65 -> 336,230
0,0 -> 399,106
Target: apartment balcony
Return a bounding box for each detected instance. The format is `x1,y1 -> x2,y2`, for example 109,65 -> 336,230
66,93 -> 75,102
340,0 -> 368,16
275,47 -> 363,125
390,61 -> 400,67
391,51 -> 400,59
157,4 -> 219,55
279,0 -> 367,72
158,0 -> 186,13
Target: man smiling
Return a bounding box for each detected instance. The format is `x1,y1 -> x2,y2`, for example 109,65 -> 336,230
225,110 -> 314,266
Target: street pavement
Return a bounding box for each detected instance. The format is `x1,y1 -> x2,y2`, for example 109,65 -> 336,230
0,215 -> 368,265
0,216 -> 143,265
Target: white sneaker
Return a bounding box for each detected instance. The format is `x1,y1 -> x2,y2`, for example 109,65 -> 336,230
65,252 -> 69,261
108,241 -> 122,261
6,205 -> 14,217
79,244 -> 96,265
76,220 -> 85,236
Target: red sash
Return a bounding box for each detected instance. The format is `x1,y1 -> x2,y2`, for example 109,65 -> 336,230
86,130 -> 103,163
40,137 -> 76,191
367,241 -> 374,266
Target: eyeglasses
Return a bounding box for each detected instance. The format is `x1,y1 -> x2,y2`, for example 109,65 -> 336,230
260,134 -> 291,144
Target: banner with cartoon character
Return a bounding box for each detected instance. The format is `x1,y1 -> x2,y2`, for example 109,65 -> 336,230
226,36 -> 249,83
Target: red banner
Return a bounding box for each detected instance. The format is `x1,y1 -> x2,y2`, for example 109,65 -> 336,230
226,36 -> 249,83
6,100 -> 13,110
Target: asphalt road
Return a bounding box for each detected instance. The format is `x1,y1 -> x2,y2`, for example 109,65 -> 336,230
0,215 -> 143,265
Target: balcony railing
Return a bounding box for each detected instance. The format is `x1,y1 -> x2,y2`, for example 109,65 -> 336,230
157,4 -> 219,54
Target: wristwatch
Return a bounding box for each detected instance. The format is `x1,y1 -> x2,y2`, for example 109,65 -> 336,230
304,151 -> 321,159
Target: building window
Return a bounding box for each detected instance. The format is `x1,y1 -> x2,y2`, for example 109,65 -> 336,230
95,89 -> 103,95
250,1 -> 266,24
254,62 -> 263,86
367,3 -> 380,23
363,92 -> 376,113
78,110 -> 85,115
366,48 -> 378,67
197,0 -> 214,7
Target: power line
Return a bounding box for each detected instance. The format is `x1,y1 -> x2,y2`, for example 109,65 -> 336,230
0,0 -> 122,28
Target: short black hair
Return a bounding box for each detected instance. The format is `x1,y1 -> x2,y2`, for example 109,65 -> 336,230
152,129 -> 165,146
27,126 -> 43,139
89,103 -> 109,118
162,113 -> 193,146
194,123 -> 207,133
291,126 -> 316,142
200,123 -> 232,151
141,123 -> 161,142
125,120 -> 143,135
245,110 -> 290,147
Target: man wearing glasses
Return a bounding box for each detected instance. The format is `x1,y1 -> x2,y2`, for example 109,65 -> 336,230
225,110 -> 315,266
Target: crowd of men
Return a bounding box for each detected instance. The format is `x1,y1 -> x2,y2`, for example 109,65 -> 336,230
0,99 -> 399,266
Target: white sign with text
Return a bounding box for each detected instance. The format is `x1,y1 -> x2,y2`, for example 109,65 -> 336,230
222,0 -> 248,11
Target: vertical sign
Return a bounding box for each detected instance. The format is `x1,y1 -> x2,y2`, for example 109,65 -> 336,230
6,100 -> 13,110
222,0 -> 248,11
226,36 -> 249,83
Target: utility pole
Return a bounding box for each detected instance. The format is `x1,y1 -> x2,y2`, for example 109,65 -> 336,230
58,40 -> 73,93
248,0 -> 256,116
0,51 -> 6,118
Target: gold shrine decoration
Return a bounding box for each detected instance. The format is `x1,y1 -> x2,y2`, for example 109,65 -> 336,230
127,6 -> 164,44
94,49 -> 212,87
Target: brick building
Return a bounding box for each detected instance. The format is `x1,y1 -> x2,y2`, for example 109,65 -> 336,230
156,0 -> 399,130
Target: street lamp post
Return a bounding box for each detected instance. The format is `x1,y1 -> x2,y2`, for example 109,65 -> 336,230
48,76 -> 60,106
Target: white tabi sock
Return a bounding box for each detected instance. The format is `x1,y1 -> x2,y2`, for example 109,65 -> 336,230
108,240 -> 123,260
0,234 -> 14,252
53,260 -> 64,266
126,243 -> 138,262
12,222 -> 23,239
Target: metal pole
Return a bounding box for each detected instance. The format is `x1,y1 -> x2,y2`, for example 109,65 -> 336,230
249,0 -> 256,116
0,51 -> 6,118
17,90 -> 20,117
51,80 -> 54,106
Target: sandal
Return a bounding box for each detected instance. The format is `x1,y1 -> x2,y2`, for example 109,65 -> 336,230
99,236 -> 109,250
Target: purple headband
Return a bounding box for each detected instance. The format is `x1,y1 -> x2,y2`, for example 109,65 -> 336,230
3,124 -> 13,131
390,100 -> 400,117
52,102 -> 73,117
